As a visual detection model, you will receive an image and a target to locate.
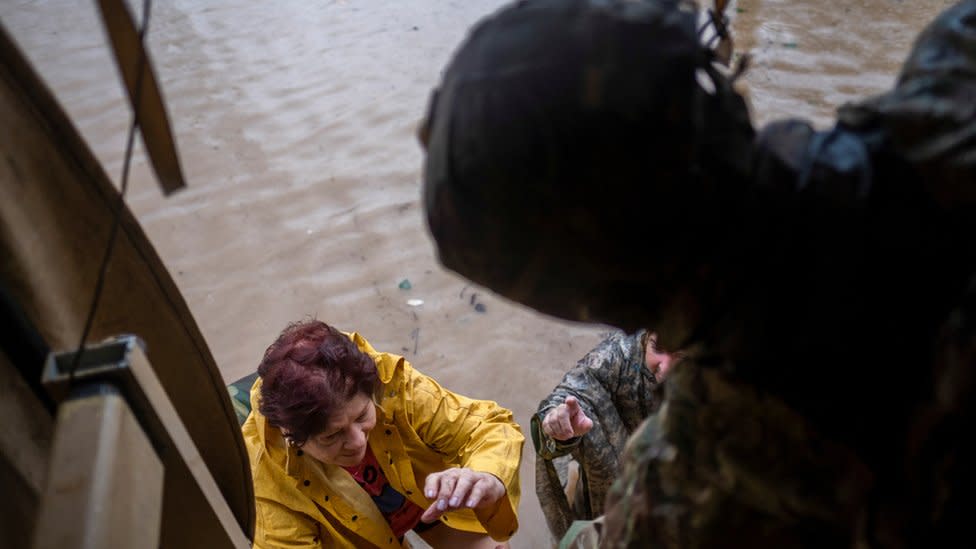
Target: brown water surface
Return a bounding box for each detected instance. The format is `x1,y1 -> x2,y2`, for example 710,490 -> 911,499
0,0 -> 953,546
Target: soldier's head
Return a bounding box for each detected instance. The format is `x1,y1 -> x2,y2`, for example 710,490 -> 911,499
421,0 -> 755,337
643,331 -> 687,380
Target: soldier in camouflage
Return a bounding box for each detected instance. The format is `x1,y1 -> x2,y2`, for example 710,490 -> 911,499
532,331 -> 680,544
421,0 -> 976,547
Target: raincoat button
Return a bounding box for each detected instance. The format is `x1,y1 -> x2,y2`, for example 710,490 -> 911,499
351,515 -> 358,521
325,495 -> 330,502
303,480 -> 310,486
296,449 -> 304,456
385,429 -> 392,435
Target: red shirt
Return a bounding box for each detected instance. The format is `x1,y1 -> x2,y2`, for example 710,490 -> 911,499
342,447 -> 425,538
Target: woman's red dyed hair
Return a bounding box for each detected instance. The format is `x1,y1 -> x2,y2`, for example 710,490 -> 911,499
257,320 -> 379,445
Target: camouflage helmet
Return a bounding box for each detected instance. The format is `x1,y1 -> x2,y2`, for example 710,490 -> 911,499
421,0 -> 755,333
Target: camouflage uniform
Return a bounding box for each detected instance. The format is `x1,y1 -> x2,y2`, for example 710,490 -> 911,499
598,3 -> 976,546
531,330 -> 663,543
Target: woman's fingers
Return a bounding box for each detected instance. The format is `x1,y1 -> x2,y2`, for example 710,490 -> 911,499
419,501 -> 443,523
421,470 -> 451,522
421,469 -> 506,522
437,471 -> 458,504
424,472 -> 455,517
449,474 -> 476,508
422,468 -> 460,520
423,470 -> 441,500
464,476 -> 493,508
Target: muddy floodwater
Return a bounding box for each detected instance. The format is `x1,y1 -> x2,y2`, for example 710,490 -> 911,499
1,0 -> 954,546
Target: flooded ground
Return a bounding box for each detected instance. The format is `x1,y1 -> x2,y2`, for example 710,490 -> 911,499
1,0 -> 954,546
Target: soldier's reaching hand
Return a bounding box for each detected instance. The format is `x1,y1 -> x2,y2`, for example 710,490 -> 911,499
542,396 -> 594,441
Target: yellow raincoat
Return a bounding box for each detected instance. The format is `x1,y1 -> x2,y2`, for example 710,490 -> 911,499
242,332 -> 524,548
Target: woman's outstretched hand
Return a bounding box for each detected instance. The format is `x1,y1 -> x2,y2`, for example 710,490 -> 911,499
420,468 -> 506,523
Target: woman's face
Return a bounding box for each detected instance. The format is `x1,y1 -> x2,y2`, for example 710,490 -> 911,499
290,392 -> 377,467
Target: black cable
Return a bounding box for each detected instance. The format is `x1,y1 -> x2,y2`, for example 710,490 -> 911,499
68,0 -> 153,382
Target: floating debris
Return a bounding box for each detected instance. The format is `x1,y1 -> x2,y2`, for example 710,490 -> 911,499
474,303 -> 486,313
406,298 -> 424,307
398,278 -> 412,290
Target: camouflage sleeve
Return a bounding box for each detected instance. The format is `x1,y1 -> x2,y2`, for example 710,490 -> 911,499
601,361 -> 872,548
532,331 -> 637,460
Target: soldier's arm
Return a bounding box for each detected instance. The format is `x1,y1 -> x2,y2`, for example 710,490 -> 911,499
531,332 -> 634,460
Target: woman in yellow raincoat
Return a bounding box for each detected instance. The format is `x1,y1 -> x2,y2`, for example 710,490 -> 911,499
241,319 -> 523,548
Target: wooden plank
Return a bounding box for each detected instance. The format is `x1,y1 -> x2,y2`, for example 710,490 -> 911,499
125,344 -> 253,549
42,339 -> 252,549
96,0 -> 186,195
33,390 -> 163,549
